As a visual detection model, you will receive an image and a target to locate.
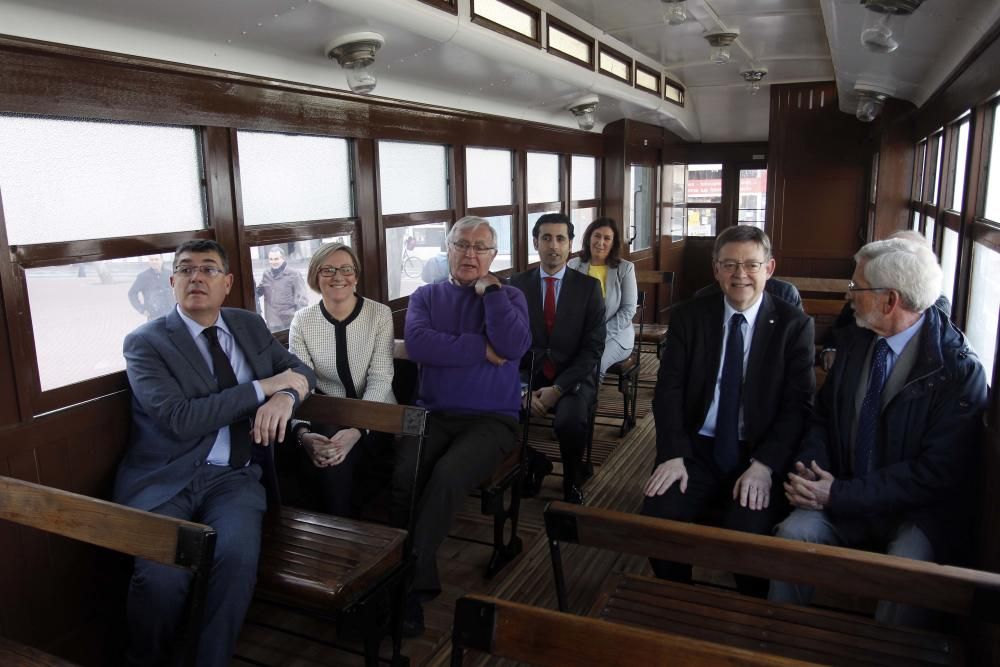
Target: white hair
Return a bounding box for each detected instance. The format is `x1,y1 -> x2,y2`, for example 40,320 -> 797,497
855,238 -> 941,312
447,216 -> 497,246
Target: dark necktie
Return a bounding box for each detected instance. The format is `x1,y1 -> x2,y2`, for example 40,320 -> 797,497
202,326 -> 251,469
543,277 -> 557,381
855,338 -> 891,476
714,312 -> 745,473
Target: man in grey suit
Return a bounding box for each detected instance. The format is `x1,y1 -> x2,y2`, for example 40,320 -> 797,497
509,213 -> 606,504
115,239 -> 315,667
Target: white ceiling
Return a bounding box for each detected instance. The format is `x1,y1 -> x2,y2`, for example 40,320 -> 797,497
0,0 -> 997,143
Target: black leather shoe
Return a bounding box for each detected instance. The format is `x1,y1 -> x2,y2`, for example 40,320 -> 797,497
522,448 -> 553,498
401,593 -> 425,638
563,481 -> 584,505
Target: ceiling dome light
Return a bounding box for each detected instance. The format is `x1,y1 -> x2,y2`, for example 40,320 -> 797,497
740,67 -> 767,95
567,94 -> 599,131
661,0 -> 688,26
855,89 -> 889,122
704,30 -> 739,65
860,0 -> 924,54
327,32 -> 385,94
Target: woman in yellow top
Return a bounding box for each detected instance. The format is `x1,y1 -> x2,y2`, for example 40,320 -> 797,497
567,217 -> 637,377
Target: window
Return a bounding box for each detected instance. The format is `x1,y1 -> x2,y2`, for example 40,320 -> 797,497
417,0 -> 457,14
237,131 -> 352,226
466,147 -> 515,272
0,114 -> 205,244
986,106 -> 1000,222
630,165 -> 654,252
471,0 -> 540,46
662,164 -> 687,240
737,168 -> 767,228
686,163 -> 722,237
571,207 -> 595,254
571,155 -> 599,253
635,63 -> 660,95
925,216 -> 936,245
930,131 -> 943,206
949,120 -> 970,212
968,240 -> 1000,383
941,226 -> 959,306
598,44 -> 631,82
379,140 -> 452,301
526,152 -> 562,265
665,79 -> 685,106
547,18 -> 594,68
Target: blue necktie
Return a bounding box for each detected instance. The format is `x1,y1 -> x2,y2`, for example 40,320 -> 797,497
855,339 -> 891,476
203,326 -> 251,469
715,313 -> 745,473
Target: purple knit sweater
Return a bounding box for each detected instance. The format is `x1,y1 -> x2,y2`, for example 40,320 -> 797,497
404,282 -> 531,419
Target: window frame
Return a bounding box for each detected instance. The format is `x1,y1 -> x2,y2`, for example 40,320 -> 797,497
634,62 -> 661,96
416,0 -> 458,14
597,43 -> 632,83
546,15 -> 595,69
664,79 -> 686,107
470,0 -> 541,48
465,146 -> 518,277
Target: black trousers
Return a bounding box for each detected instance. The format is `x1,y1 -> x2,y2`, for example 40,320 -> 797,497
391,412 -> 518,594
639,436 -> 786,597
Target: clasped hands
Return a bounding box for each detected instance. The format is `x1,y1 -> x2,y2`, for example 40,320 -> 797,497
301,428 -> 363,468
641,457 -> 774,511
783,460 -> 834,510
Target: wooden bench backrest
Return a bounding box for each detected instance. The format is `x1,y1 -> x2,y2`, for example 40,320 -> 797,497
545,501 -> 1000,621
295,394 -> 426,438
777,276 -> 850,295
635,270 -> 675,286
451,594 -> 815,666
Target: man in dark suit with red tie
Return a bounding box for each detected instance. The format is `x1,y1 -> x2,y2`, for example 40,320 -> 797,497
640,225 -> 815,597
509,213 -> 606,504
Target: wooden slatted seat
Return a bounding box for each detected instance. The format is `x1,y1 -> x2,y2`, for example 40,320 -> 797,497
634,271 -> 674,359
545,502 -> 1000,666
0,475 -> 216,667
605,291 -> 645,435
0,637 -> 79,667
253,394 -> 427,667
450,594 -> 814,666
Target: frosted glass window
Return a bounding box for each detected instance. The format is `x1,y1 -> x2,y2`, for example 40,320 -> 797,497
466,148 -> 513,208
386,222 -> 448,300
665,81 -> 685,105
940,227 -> 959,306
950,121 -> 970,212
0,115 -> 204,245
27,252 -> 175,390
549,24 -> 591,63
238,131 -> 352,226
931,134 -> 943,205
571,208 -> 595,254
985,109 -> 1000,222
571,155 -> 596,200
599,51 -> 629,81
482,215 -> 513,272
635,67 -> 659,92
967,242 -> 1000,384
473,0 -> 536,39
528,153 -> 560,203
378,141 -> 448,215
925,216 -> 936,245
251,236 -> 351,331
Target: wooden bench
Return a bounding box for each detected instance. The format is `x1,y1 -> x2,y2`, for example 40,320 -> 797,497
392,338 -> 527,577
634,270 -> 674,359
252,395 -> 427,667
0,636 -> 80,666
0,475 -> 217,667
545,502 -> 1000,666
450,594 -> 814,666
604,291 -> 645,436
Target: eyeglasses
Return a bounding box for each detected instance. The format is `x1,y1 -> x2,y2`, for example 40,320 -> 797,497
716,260 -> 765,274
174,265 -> 226,278
317,265 -> 357,277
847,281 -> 890,292
450,241 -> 496,255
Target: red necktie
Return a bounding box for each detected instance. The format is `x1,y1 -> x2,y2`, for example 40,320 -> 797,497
543,277 -> 557,380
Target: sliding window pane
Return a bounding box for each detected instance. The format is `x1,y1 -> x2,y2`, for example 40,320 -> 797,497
931,134 -> 943,205
548,24 -> 591,64
386,222 -> 448,300
940,227 -> 958,306
473,0 -> 536,39
238,131 -> 352,226
571,207 -> 595,254
571,155 -> 596,200
482,215 -> 513,272
986,109 -> 1000,222
968,242 -> 1000,383
738,168 -> 767,228
630,165 -> 654,252
925,216 -> 936,245
528,152 -> 560,203
378,141 -> 448,215
466,147 -> 512,208
526,211 -> 545,264
0,115 -> 204,244
687,164 -> 722,204
950,121 -> 970,212
687,208 -> 717,237
27,253 -> 174,390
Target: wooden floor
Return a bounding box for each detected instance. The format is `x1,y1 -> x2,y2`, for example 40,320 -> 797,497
234,352 -> 663,666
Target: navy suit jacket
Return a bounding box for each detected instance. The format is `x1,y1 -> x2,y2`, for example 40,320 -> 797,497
114,306 -> 315,511
652,292 -> 815,474
509,267 -> 606,393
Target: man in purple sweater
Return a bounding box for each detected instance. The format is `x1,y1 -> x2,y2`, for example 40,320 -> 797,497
394,216 -> 532,636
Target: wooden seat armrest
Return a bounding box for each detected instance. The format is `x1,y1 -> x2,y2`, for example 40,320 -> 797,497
296,395 -> 426,438
0,475 -> 214,569
544,501 -> 1000,621
452,594 -> 814,666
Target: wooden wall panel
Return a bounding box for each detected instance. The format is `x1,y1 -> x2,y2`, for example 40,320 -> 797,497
768,82 -> 871,278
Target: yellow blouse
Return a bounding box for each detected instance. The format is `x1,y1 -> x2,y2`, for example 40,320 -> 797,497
588,264 -> 608,297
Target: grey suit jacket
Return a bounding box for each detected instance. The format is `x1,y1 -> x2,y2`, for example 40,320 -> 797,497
568,257 -> 637,353
114,306 -> 316,511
